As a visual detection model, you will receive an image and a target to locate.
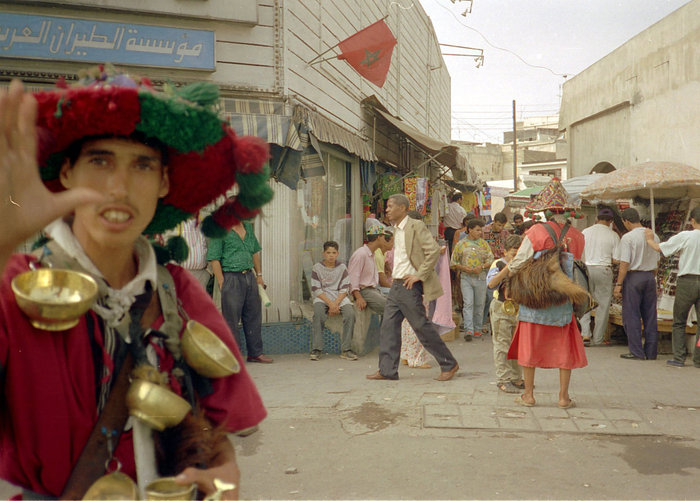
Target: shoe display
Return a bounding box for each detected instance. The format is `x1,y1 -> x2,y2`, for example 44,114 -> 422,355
340,350 -> 358,361
666,359 -> 685,367
247,354 -> 274,363
309,350 -> 321,361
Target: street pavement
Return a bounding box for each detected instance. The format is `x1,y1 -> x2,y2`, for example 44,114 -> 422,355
2,333 -> 699,499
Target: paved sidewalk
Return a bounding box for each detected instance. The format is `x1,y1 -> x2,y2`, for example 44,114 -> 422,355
3,333 -> 700,500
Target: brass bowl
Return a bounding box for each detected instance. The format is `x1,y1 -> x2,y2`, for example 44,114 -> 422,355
181,320 -> 240,378
82,471 -> 139,500
11,268 -> 98,331
125,379 -> 191,431
145,477 -> 196,500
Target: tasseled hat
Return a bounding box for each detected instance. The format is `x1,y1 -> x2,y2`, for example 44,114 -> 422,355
523,178 -> 583,220
34,64 -> 274,244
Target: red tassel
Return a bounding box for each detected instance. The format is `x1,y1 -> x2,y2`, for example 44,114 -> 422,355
232,134 -> 269,174
211,198 -> 261,229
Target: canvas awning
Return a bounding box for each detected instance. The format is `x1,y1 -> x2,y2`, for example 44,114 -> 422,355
369,104 -> 481,189
221,98 -> 299,150
294,105 -> 376,161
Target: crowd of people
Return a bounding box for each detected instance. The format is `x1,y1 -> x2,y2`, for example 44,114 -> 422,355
1,67 -> 698,500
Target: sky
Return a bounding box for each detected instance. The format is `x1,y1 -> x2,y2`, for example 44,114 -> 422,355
417,0 -> 692,143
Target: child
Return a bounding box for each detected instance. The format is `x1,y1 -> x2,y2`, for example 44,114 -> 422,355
310,241 -> 357,360
486,235 -> 524,393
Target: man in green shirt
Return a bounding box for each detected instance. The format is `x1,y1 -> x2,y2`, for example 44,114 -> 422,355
208,221 -> 273,363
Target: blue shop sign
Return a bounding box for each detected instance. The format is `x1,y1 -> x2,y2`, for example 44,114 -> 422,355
0,13 -> 215,71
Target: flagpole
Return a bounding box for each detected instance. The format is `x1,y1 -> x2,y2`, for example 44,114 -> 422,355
306,14 -> 390,66
306,43 -> 342,66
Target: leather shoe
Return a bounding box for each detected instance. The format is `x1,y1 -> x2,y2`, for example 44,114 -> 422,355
366,371 -> 398,381
435,363 -> 459,381
247,354 -> 274,363
620,353 -> 644,360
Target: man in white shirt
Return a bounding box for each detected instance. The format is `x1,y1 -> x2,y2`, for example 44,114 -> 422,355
443,192 -> 467,258
645,206 -> 700,368
580,208 -> 620,346
367,194 -> 459,381
615,208 -> 660,361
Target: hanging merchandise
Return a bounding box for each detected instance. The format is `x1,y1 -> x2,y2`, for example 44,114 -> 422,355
413,178 -> 430,216
462,191 -> 478,214
481,186 -> 492,218
376,171 -> 403,199
404,177 -> 419,212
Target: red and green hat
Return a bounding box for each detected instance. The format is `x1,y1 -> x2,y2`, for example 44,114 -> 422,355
524,178 -> 582,220
34,65 -> 273,239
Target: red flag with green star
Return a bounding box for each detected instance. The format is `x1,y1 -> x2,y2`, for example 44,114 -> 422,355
337,19 -> 397,88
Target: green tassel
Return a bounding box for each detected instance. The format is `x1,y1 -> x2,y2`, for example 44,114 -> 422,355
236,166 -> 274,209
166,235 -> 189,263
54,96 -> 65,118
174,81 -> 220,107
201,215 -> 228,239
152,243 -> 171,265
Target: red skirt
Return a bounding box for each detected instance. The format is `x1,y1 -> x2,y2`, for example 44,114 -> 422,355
507,315 -> 588,369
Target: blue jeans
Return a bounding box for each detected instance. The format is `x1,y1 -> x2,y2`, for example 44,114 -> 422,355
461,273 -> 487,333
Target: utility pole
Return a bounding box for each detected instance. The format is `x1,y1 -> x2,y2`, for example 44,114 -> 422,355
512,99 -> 517,192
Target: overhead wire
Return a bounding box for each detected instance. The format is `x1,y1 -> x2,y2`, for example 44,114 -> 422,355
432,0 -> 570,78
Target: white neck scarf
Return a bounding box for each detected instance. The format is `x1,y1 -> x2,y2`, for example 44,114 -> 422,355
44,219 -> 158,327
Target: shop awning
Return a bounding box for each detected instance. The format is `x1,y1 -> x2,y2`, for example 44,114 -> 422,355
368,102 -> 482,189
294,105 -> 376,161
222,98 -> 301,150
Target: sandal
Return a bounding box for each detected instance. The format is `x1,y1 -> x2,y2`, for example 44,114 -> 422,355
514,395 -> 535,407
511,380 -> 525,389
497,382 -> 521,394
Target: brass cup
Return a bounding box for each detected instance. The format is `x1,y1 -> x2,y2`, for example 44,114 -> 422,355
181,320 -> 240,378
502,300 -> 519,316
11,268 -> 98,331
145,477 -> 196,500
82,471 -> 139,500
125,379 -> 192,431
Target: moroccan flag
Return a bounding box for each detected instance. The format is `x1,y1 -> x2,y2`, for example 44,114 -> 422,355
337,19 -> 397,88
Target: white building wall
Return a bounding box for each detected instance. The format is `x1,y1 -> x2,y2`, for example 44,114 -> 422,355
559,0 -> 699,177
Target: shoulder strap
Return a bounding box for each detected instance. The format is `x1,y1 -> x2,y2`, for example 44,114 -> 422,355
540,221 -> 571,248
540,222 -> 559,246
60,353 -> 133,500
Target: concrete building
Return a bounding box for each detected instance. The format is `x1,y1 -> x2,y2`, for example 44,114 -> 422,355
0,0 -> 459,352
559,0 -> 699,177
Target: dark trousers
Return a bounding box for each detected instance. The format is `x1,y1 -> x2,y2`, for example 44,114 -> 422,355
622,271 -> 658,360
444,227 -> 457,258
378,281 -> 458,378
671,274 -> 700,364
221,271 -> 263,358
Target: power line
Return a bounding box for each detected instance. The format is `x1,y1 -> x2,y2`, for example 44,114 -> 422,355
432,0 -> 570,78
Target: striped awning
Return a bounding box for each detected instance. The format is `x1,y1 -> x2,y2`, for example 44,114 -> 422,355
221,98 -> 302,150
294,105 -> 376,161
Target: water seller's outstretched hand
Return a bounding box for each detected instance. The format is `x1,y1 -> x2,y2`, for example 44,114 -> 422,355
0,80 -> 105,269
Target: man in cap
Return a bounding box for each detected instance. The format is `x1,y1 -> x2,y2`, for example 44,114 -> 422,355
615,208 -> 660,360
644,206 -> 700,368
348,222 -> 389,316
0,70 -> 271,499
579,208 -> 620,346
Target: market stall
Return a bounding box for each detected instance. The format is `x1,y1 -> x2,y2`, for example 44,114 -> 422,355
581,161 -> 700,339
